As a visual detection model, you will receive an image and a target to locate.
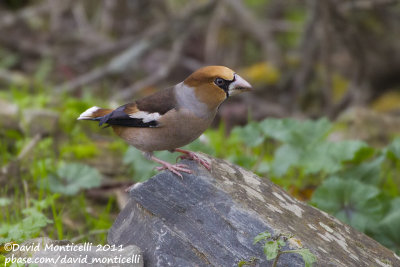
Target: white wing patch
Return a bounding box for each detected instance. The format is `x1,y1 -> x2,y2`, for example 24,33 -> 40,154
129,111 -> 161,123
77,106 -> 101,120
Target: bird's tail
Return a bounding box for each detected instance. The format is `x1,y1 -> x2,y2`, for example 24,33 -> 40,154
77,106 -> 113,121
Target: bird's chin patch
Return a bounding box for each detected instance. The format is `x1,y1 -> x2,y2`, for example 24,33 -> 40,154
228,88 -> 246,96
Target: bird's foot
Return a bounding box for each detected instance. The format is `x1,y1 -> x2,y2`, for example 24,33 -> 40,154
175,149 -> 211,171
147,153 -> 192,179
155,162 -> 192,179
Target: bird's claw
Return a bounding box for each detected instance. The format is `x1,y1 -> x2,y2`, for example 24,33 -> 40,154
177,152 -> 211,171
155,163 -> 192,179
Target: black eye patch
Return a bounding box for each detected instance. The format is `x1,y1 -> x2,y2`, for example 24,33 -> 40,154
214,76 -> 235,97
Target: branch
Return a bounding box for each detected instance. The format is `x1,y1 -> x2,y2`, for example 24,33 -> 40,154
222,0 -> 283,66
54,0 -> 216,93
0,0 -> 52,29
1,133 -> 43,179
112,33 -> 188,101
54,23 -> 165,93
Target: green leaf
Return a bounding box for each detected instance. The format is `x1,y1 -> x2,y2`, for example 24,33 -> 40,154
0,196 -> 54,243
386,137 -> 400,160
277,238 -> 286,247
260,118 -> 331,147
262,117 -> 369,176
124,147 -> 157,180
337,156 -> 384,185
292,249 -> 317,267
43,162 -> 102,195
369,198 -> 400,253
271,144 -> 300,176
301,140 -> 369,174
183,138 -> 214,155
232,121 -> 266,147
372,211 -> 400,254
263,241 -> 279,260
272,140 -> 368,176
311,177 -> 384,231
253,231 -> 271,244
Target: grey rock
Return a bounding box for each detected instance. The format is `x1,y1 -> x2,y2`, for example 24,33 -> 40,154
108,154 -> 400,267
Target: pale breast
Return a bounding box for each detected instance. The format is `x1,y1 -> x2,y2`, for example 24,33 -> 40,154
113,108 -> 216,152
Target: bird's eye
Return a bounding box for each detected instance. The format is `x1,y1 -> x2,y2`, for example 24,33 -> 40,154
215,78 -> 225,87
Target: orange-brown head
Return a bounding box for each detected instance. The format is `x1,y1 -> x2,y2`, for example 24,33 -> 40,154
183,66 -> 252,109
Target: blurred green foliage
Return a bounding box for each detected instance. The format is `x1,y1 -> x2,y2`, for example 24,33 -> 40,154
1,85 -> 400,257
40,162 -> 102,196
0,195 -> 55,244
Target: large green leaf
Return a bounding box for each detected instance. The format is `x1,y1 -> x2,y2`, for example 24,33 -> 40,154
260,118 -> 331,146
271,144 -> 300,176
311,177 -> 384,232
262,118 -> 369,176
386,137 -> 400,160
337,156 -> 384,185
272,140 -> 369,176
302,141 -> 370,174
368,198 -> 400,254
232,121 -> 266,148
44,162 -> 102,195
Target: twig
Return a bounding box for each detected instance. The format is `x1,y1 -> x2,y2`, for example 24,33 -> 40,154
320,0 -> 334,114
23,179 -> 30,209
17,133 -> 43,161
222,0 -> 283,66
179,56 -> 204,71
0,69 -> 30,86
112,33 -> 188,101
272,252 -> 282,267
98,0 -> 116,33
0,0 -> 51,29
1,133 -> 43,177
63,36 -> 136,65
53,21 -> 164,93
339,0 -> 396,12
49,0 -> 71,32
204,2 -> 225,64
54,0 -> 216,93
72,1 -> 111,45
54,64 -> 110,93
290,0 -> 320,112
0,34 -> 52,57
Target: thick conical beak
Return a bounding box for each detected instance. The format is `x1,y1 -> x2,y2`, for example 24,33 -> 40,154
228,74 -> 252,96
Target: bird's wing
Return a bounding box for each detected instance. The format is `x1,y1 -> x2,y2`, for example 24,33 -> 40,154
99,87 -> 177,128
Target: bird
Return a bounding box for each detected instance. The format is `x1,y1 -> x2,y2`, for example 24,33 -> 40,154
77,66 -> 252,178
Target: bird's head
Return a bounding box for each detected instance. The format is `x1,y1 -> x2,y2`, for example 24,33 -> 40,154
183,66 -> 252,109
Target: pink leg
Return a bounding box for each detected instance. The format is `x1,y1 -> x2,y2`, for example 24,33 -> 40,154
150,155 -> 192,179
174,148 -> 211,171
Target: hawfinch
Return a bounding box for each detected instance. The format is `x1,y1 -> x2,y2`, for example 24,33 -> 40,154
78,66 -> 252,178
